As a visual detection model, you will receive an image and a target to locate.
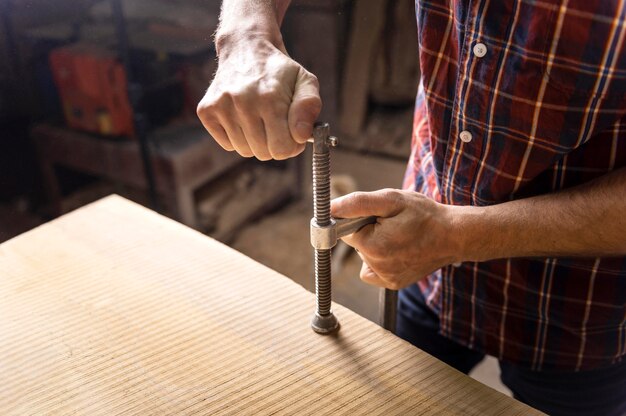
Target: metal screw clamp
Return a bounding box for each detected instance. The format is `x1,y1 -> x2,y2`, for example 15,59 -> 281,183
309,122 -> 339,335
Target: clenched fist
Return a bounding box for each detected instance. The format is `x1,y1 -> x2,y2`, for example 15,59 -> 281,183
197,38 -> 321,160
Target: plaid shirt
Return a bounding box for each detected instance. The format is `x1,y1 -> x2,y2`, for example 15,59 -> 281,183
404,0 -> 626,371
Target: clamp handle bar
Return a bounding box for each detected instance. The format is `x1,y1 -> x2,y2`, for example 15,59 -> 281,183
335,216 -> 377,239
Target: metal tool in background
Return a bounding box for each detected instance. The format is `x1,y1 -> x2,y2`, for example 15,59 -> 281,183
308,122 -> 398,334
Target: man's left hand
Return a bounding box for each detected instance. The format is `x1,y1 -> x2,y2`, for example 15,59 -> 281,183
331,189 -> 464,290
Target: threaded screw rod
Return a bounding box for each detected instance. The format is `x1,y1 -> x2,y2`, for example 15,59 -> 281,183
310,122 -> 339,334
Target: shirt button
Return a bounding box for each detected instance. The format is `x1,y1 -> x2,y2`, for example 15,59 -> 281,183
473,42 -> 487,58
459,130 -> 473,143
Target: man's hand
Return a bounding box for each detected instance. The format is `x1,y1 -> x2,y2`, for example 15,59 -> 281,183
197,36 -> 321,160
333,168 -> 626,290
331,189 -> 463,290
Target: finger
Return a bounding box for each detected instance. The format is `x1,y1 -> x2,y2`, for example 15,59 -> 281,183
331,189 -> 404,219
217,100 -> 254,157
198,118 -> 234,152
361,261 -> 402,290
262,109 -> 304,159
359,262 -> 387,288
238,112 -> 271,161
196,100 -> 235,151
288,67 -> 322,144
223,121 -> 253,157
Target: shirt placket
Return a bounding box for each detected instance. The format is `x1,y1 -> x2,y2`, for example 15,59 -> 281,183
441,1 -> 488,206
439,0 -> 492,336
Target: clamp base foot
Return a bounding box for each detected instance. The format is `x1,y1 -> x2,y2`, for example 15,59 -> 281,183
311,312 -> 339,334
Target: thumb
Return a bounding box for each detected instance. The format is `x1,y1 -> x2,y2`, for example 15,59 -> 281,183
331,189 -> 403,219
288,67 -> 322,144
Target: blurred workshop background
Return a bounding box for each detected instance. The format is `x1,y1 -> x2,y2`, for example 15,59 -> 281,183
0,0 -> 506,393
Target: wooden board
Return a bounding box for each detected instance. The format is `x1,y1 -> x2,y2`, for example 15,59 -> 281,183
0,196 -> 541,415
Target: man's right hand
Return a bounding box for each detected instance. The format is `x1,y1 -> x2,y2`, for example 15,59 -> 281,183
197,37 -> 321,160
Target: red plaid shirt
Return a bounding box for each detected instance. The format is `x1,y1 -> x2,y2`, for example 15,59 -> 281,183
404,0 -> 626,370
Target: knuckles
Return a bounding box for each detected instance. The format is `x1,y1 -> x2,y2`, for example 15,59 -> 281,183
198,85 -> 290,120
196,99 -> 217,120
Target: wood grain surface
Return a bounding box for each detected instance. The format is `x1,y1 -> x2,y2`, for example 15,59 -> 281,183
0,196 -> 541,415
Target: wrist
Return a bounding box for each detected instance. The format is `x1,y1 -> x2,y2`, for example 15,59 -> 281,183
447,204 -> 494,263
215,22 -> 285,59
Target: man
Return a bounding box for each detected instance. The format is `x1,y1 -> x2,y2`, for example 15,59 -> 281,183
197,1 -> 626,414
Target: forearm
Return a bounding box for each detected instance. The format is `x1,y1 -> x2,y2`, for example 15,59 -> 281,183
455,167 -> 626,261
216,0 -> 292,56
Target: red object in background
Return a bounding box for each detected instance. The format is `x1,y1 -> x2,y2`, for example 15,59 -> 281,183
49,44 -> 134,137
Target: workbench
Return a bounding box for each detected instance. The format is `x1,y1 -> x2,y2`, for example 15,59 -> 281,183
0,196 -> 541,415
31,122 -> 241,228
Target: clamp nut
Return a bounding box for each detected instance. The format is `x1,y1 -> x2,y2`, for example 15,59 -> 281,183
310,219 -> 337,250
